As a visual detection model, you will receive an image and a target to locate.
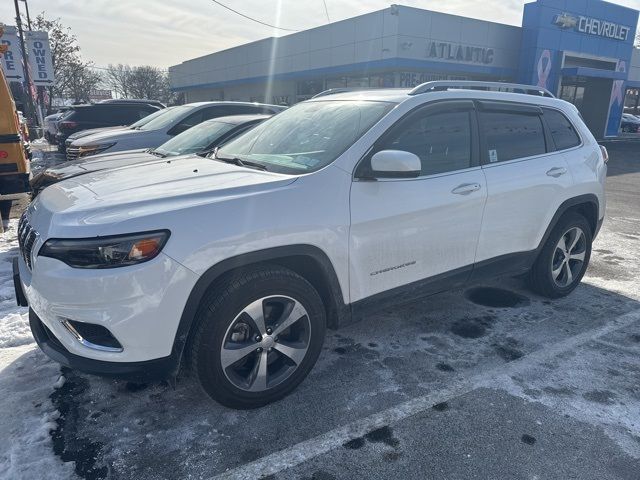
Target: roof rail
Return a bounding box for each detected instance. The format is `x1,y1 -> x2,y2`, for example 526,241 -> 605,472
311,88 -> 360,99
408,81 -> 555,98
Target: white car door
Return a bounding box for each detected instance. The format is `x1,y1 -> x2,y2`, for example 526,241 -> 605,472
473,102 -> 574,268
349,100 -> 487,304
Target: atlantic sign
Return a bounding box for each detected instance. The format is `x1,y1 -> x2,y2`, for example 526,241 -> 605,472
426,41 -> 494,65
553,13 -> 631,41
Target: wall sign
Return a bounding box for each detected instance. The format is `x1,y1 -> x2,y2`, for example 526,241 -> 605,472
426,42 -> 494,65
553,13 -> 631,41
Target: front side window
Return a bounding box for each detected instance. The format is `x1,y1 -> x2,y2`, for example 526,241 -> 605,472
480,111 -> 546,163
216,100 -> 394,174
380,110 -> 472,176
154,120 -> 236,157
138,105 -> 194,131
543,108 -> 581,150
129,107 -> 175,129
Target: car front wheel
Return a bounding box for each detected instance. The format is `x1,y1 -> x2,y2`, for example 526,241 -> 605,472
189,266 -> 326,409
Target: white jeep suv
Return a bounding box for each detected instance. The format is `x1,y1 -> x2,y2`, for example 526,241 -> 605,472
15,81 -> 606,409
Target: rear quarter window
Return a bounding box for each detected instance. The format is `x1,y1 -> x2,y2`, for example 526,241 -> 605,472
543,108 -> 581,150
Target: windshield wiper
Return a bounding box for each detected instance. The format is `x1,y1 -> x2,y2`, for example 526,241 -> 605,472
216,155 -> 267,171
148,149 -> 167,158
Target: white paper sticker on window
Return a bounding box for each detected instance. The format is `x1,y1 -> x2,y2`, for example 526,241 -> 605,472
489,149 -> 498,163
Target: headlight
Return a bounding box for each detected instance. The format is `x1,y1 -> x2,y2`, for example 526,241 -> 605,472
39,231 -> 170,269
77,142 -> 116,157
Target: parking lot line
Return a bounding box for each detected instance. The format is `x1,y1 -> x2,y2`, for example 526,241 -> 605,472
212,307 -> 640,480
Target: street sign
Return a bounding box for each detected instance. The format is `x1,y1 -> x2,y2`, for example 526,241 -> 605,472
25,31 -> 55,86
0,26 -> 26,83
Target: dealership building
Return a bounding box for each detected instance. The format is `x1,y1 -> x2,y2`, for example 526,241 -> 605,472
169,0 -> 640,138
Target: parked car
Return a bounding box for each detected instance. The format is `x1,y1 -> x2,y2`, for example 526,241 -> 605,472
99,98 -> 166,109
30,114 -> 270,196
44,112 -> 63,143
15,81 -> 607,409
64,106 -> 177,151
620,113 -> 640,133
55,101 -> 163,151
66,102 -> 286,161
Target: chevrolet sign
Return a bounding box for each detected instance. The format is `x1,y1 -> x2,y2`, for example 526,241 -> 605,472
553,13 -> 631,41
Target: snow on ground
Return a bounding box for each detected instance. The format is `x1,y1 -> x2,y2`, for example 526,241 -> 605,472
0,220 -> 75,479
0,221 -> 31,348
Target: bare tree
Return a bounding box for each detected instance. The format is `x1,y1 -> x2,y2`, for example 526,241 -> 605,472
64,58 -> 102,103
102,64 -> 176,105
104,64 -> 132,98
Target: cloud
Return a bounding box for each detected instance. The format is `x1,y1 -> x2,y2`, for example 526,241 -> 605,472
1,0 -> 639,68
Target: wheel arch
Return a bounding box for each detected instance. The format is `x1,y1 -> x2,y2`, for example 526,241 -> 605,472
536,194 -> 600,256
171,245 -> 349,363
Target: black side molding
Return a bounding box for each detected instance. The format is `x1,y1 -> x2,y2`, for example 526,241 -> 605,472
12,258 -> 28,307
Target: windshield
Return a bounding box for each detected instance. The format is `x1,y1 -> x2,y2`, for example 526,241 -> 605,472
216,100 -> 393,174
138,105 -> 193,131
129,106 -> 174,129
154,120 -> 237,157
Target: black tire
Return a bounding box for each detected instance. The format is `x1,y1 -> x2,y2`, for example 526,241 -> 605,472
528,213 -> 592,298
189,265 -> 326,409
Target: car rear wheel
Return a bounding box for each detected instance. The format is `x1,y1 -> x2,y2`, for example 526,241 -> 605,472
528,213 -> 592,298
189,266 -> 326,409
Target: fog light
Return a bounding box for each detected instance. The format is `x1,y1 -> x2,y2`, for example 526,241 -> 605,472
60,318 -> 123,352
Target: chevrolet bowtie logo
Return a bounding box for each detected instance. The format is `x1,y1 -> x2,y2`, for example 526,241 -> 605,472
553,13 -> 578,29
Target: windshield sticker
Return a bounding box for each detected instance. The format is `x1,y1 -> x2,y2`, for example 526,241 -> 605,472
489,149 -> 498,163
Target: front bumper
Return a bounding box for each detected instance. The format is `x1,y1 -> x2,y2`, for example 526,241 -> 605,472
16,244 -> 199,368
29,308 -> 179,381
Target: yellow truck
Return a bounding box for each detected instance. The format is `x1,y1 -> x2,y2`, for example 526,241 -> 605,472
0,47 -> 31,231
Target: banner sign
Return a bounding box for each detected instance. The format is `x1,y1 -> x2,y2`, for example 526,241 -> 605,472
0,25 -> 26,83
25,30 -> 55,86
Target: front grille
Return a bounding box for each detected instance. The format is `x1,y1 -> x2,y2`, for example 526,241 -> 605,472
66,147 -> 80,161
18,213 -> 37,270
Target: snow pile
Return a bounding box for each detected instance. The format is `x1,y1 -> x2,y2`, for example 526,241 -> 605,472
0,221 -> 31,348
0,346 -> 75,479
0,221 -> 74,479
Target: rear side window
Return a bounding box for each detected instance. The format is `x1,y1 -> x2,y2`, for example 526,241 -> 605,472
383,111 -> 472,176
480,111 -> 546,163
543,108 -> 581,150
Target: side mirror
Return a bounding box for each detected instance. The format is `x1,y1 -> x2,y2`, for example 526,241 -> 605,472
370,150 -> 421,178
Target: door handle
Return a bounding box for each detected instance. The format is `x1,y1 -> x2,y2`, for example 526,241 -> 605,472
546,167 -> 567,178
451,183 -> 481,195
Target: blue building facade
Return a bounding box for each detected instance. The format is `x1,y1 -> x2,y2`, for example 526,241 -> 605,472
519,0 -> 639,137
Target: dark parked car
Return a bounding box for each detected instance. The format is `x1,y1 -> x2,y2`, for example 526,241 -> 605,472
55,101 -> 163,151
31,114 -> 270,197
99,98 -> 166,109
620,113 -> 640,133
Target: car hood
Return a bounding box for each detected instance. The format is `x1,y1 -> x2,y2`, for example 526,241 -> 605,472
68,126 -> 127,141
71,128 -> 151,146
31,150 -> 154,190
29,156 -> 296,237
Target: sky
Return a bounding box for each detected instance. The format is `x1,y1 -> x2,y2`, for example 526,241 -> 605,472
1,0 -> 640,69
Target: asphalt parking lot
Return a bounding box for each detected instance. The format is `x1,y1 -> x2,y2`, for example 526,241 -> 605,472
2,141 -> 640,480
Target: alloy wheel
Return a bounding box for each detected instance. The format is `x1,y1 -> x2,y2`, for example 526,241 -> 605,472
220,295 -> 311,392
551,226 -> 587,288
